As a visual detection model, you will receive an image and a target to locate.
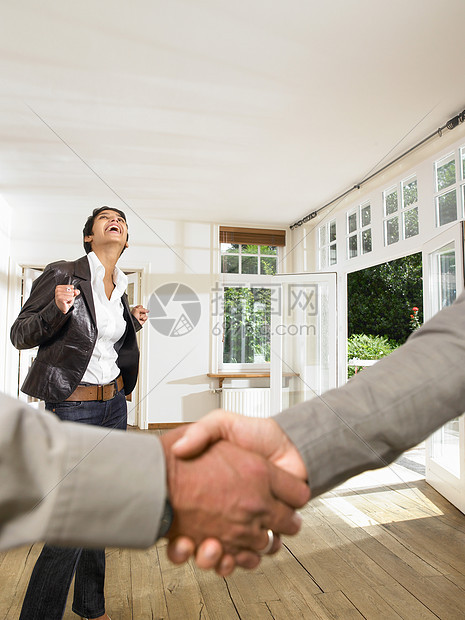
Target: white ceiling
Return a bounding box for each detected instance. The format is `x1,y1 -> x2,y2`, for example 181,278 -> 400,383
1,0 -> 465,227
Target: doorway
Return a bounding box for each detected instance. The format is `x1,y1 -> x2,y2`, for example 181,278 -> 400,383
346,252 -> 423,377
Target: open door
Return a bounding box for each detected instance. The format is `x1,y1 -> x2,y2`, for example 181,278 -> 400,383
125,270 -> 142,427
423,222 -> 465,513
270,273 -> 337,415
17,267 -> 44,407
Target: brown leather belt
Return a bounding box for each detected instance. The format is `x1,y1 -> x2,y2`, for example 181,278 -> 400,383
66,375 -> 124,402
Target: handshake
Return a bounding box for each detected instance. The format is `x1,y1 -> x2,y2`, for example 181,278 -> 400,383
159,410 -> 310,577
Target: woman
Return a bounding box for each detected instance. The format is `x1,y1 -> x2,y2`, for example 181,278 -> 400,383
11,206 -> 148,620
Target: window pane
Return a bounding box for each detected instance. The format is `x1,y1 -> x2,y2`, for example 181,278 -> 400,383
319,247 -> 327,269
432,418 -> 460,476
437,190 -> 457,226
348,234 -> 358,258
223,287 -> 271,364
439,249 -> 457,308
319,226 -> 327,246
348,212 -> 357,233
361,229 -> 372,254
404,207 -> 419,238
436,154 -> 456,191
329,243 -> 337,265
403,177 -> 418,207
260,245 -> 277,255
260,256 -> 277,275
221,243 -> 239,254
385,216 -> 399,245
222,254 -> 239,273
329,221 -> 336,242
461,147 -> 465,180
241,244 -> 258,254
385,189 -> 398,215
361,204 -> 371,227
241,255 -> 258,274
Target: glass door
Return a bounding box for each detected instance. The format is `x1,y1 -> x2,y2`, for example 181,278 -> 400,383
270,273 -> 337,414
423,222 -> 465,513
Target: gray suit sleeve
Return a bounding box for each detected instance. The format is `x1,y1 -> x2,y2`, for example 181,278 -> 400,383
0,393 -> 166,551
275,290 -> 465,498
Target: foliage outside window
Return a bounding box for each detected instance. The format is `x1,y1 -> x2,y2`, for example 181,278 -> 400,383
347,252 -> 423,345
347,253 -> 423,378
347,334 -> 399,378
318,220 -> 337,268
222,287 -> 271,365
347,203 -> 372,259
221,244 -> 278,275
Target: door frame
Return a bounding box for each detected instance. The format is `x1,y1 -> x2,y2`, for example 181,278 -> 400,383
422,221 -> 465,513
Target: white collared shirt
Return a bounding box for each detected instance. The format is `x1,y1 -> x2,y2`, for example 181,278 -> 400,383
81,251 -> 128,384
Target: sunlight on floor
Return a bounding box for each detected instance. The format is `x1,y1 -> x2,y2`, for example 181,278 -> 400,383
321,443 -> 445,527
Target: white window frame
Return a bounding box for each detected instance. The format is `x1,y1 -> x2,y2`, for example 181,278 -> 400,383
401,174 -> 419,240
434,150 -> 464,227
318,219 -> 337,268
346,202 -> 372,259
383,174 -> 420,246
216,244 -> 283,371
216,274 -> 276,372
220,243 -> 280,276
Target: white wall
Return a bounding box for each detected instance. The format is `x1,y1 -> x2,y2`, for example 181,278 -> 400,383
7,207 -> 221,423
0,198 -> 12,393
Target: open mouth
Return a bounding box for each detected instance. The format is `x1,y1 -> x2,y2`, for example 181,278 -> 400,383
106,223 -> 122,233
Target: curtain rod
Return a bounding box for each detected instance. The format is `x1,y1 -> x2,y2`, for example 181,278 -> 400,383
289,106 -> 465,230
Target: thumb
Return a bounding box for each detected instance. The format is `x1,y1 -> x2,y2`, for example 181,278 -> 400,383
172,410 -> 234,458
171,423 -> 215,458
74,288 -> 80,297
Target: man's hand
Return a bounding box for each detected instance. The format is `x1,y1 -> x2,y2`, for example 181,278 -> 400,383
131,304 -> 149,325
160,426 -> 309,556
172,409 -> 308,480
55,284 -> 80,314
167,410 -> 309,574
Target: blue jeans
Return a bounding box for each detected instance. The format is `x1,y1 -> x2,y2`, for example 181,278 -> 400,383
20,388 -> 127,620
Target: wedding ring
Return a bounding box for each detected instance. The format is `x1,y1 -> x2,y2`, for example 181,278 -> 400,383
258,529 -> 274,556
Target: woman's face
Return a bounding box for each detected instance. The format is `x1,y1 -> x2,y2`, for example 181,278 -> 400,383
84,209 -> 128,254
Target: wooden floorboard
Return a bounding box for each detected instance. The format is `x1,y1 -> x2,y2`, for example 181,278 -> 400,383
1,450 -> 465,619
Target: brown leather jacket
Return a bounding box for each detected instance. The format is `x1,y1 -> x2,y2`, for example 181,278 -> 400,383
10,255 -> 141,402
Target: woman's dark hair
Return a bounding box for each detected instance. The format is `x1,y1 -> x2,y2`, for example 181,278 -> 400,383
83,206 -> 128,254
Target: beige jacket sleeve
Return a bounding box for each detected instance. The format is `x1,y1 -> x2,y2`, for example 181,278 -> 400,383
276,290 -> 465,498
0,393 -> 166,551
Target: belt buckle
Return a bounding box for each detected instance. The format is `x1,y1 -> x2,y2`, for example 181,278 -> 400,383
102,383 -> 116,401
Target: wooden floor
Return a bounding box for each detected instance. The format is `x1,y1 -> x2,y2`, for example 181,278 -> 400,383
1,450 -> 465,620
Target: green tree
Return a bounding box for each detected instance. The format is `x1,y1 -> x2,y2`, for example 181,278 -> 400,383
347,252 -> 423,344
223,287 -> 271,363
